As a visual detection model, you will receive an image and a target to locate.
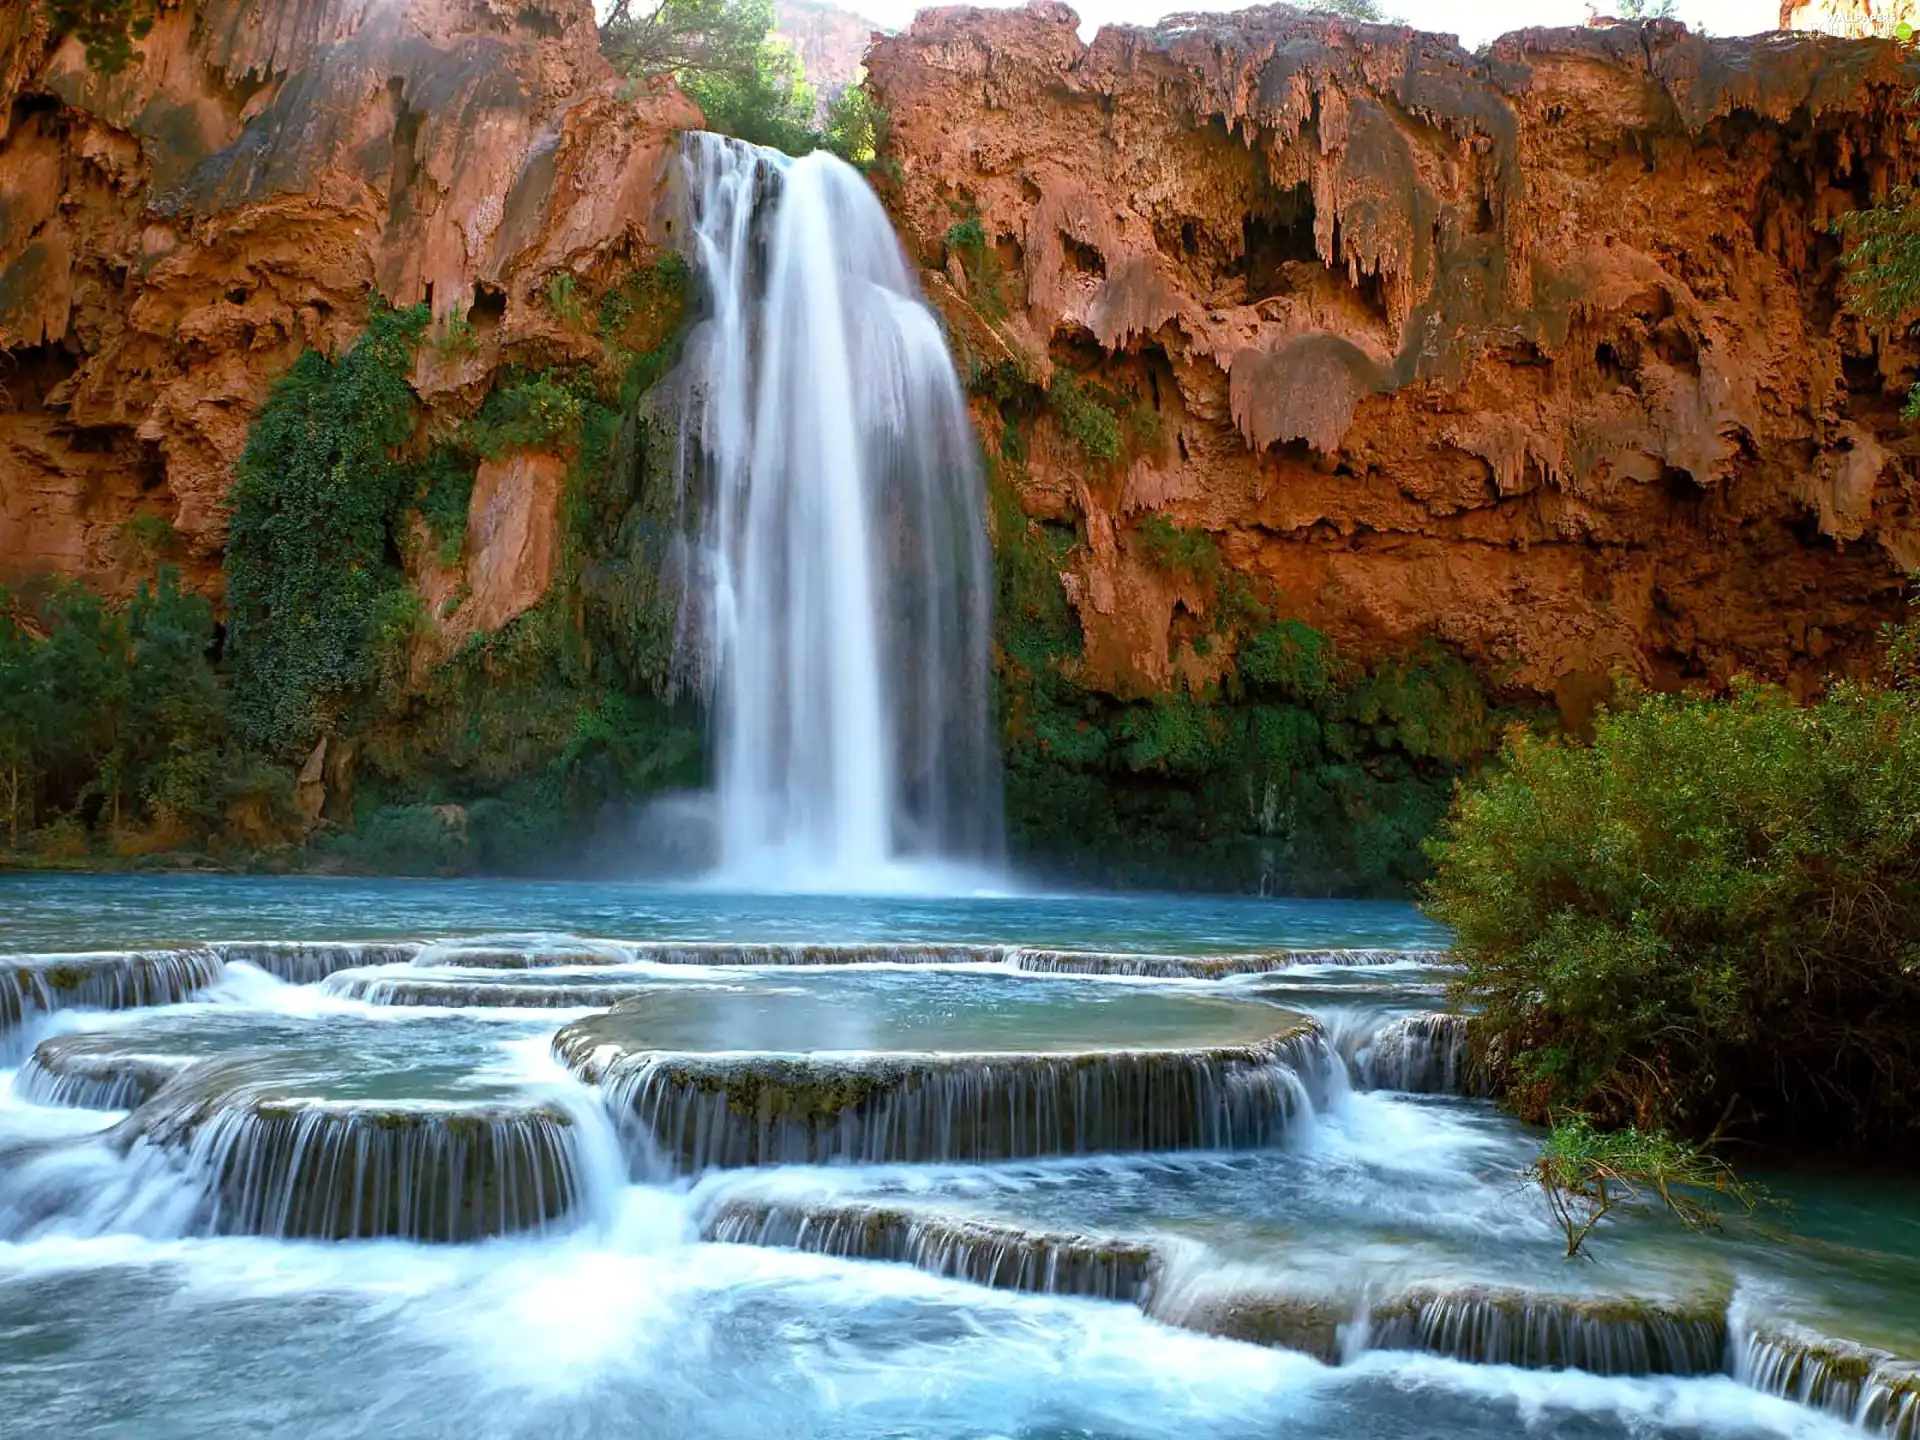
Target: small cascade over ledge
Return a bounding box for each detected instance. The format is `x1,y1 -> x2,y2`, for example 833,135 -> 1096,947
670,133 -> 1002,891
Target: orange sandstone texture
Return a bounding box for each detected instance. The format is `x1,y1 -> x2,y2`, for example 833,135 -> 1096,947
868,4 -> 1920,719
0,0 -> 694,605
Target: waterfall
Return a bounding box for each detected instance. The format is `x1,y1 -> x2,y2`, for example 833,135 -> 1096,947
702,1195 -> 1160,1302
673,133 -> 1002,889
557,1025 -> 1342,1172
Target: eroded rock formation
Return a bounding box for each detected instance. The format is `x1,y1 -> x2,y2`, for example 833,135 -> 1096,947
869,3 -> 1920,718
0,0 -> 693,602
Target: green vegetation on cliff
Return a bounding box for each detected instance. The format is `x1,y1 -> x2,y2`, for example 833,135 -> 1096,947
324,265 -> 702,875
225,301 -> 428,755
0,566 -> 292,858
1839,175 -> 1920,417
2,256 -> 701,876
36,0 -> 156,74
987,414 -> 1511,893
1427,661 -> 1920,1148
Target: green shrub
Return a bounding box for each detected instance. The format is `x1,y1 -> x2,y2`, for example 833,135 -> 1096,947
1531,1113 -> 1757,1259
597,255 -> 690,345
545,273 -> 584,327
40,0 -> 155,74
459,369 -> 594,458
117,512 -> 175,566
1138,515 -> 1223,587
434,312 -> 479,359
946,212 -> 1012,320
1427,676 -> 1920,1145
120,569 -> 229,829
0,567 -> 239,846
413,447 -> 476,566
225,300 -> 428,754
1237,619 -> 1336,701
324,803 -> 473,875
1047,373 -> 1123,464
947,215 -> 988,258
821,82 -> 888,170
680,35 -> 818,155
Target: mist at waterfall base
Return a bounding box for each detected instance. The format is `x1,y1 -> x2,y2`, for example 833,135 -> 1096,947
628,135 -> 1003,897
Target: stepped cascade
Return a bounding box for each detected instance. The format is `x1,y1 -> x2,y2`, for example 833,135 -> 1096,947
673,134 -> 1001,889
0,882 -> 1917,1437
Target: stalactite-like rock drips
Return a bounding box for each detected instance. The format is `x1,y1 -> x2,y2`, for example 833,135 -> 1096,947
868,5 -> 1920,715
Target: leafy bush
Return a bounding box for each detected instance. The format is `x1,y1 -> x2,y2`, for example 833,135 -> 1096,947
412,447 -> 476,566
458,368 -> 594,458
1837,184 -> 1920,418
1237,619 -> 1336,701
323,804 -> 472,876
821,82 -> 888,169
434,312 -> 478,359
1427,677 -> 1920,1146
224,300 -> 428,754
946,212 -> 1012,320
1531,1114 -> 1755,1258
1138,515 -> 1223,587
677,30 -> 817,155
947,215 -> 988,259
545,273 -> 585,327
117,512 -> 175,566
0,567 -> 237,847
1047,373 -> 1123,464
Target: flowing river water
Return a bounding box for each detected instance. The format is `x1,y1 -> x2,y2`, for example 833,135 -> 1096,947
1,874 -> 1915,1438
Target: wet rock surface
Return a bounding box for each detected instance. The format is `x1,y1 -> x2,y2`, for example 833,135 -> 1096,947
552,981 -> 1333,1167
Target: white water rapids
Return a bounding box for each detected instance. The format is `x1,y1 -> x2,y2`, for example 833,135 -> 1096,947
673,135 -> 1001,891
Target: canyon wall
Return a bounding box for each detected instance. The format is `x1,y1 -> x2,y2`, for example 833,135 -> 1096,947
0,0 -> 692,609
869,4 -> 1920,725
6,0 -> 1920,885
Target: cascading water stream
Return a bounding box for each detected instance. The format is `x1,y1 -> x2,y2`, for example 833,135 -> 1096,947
673,133 -> 1001,889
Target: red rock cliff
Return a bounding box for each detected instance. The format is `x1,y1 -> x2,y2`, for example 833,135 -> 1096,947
0,0 -> 694,598
869,3 -> 1920,718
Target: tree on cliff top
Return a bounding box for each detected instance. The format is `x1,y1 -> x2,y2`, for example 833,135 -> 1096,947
601,0 -> 818,154
600,0 -> 770,79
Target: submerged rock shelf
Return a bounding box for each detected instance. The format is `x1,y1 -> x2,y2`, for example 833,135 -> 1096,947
1736,1321 -> 1920,1438
126,1077 -> 586,1243
324,972 -> 656,1008
0,948 -> 225,1045
406,940 -> 1453,975
1,941 -> 415,1042
16,1033 -> 191,1110
0,938 -> 1450,1046
702,1187 -> 1733,1377
703,1195 -> 1158,1301
546,978 -> 1341,1169
558,1008 -> 1338,1169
